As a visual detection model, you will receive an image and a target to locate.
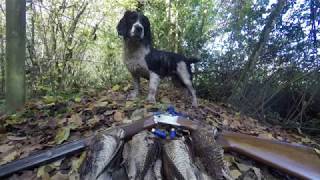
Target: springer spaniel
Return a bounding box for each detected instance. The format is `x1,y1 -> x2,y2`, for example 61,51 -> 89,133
117,10 -> 199,107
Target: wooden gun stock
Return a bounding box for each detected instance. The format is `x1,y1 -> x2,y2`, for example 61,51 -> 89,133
216,131 -> 320,180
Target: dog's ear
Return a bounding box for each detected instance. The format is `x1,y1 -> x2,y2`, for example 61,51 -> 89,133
117,11 -> 132,37
141,14 -> 152,43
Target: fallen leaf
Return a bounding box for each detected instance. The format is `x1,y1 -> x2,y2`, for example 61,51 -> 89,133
112,85 -> 120,91
93,101 -> 109,114
88,116 -> 101,126
104,110 -> 115,116
224,155 -> 236,167
114,111 -> 124,122
37,166 -> 50,180
125,101 -> 135,108
52,159 -> 63,167
57,118 -> 68,127
4,115 -> 26,127
51,172 -> 69,180
71,151 -> 87,172
252,167 -> 262,180
68,114 -> 83,129
206,117 -> 219,127
123,84 -> 131,91
43,96 -> 56,104
19,144 -> 43,158
301,136 -> 311,143
54,127 -> 70,144
122,118 -> 133,124
230,169 -> 242,179
69,172 -> 80,180
258,133 -> 274,139
0,144 -> 14,153
15,170 -> 36,180
48,118 -> 58,129
230,120 -> 241,129
160,97 -> 171,104
7,135 -> 27,141
1,150 -> 19,165
130,108 -> 147,121
235,162 -> 251,172
74,97 -> 82,103
94,101 -> 109,108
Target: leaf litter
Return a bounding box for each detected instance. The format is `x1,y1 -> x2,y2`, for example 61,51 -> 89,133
0,82 -> 319,179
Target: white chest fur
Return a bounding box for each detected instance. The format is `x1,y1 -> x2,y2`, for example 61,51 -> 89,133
123,44 -> 150,78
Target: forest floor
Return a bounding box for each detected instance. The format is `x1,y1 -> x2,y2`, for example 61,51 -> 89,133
0,81 -> 319,180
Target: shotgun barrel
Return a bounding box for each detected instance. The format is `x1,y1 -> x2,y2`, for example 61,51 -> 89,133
0,117 -> 157,178
217,131 -> 320,180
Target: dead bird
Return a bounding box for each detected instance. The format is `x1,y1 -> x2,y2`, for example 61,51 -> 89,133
162,138 -> 200,180
153,159 -> 162,180
191,127 -> 232,180
123,130 -> 160,180
80,128 -> 125,180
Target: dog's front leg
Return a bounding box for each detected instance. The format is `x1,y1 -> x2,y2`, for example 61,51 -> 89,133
128,75 -> 140,100
146,72 -> 160,103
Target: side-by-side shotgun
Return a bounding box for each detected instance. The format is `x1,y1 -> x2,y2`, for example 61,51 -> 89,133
0,114 -> 319,179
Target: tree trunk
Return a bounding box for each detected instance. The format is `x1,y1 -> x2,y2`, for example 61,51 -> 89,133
27,0 -> 35,65
230,0 -> 286,102
5,0 -> 26,113
0,8 -> 4,97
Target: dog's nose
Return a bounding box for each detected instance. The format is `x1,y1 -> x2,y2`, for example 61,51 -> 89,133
135,26 -> 143,33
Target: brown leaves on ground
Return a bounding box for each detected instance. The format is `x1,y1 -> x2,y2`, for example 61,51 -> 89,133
0,82 -> 319,179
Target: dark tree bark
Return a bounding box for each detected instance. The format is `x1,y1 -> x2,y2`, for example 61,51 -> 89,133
5,0 -> 26,113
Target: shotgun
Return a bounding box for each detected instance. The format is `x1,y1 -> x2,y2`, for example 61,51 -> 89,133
0,114 -> 319,179
217,132 -> 320,180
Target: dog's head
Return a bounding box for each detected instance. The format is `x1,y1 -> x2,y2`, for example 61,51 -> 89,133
117,11 -> 151,43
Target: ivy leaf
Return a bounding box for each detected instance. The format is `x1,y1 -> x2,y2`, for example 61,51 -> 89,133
54,127 -> 70,144
112,84 -> 120,91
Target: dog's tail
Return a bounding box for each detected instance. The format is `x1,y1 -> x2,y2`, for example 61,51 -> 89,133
186,58 -> 200,64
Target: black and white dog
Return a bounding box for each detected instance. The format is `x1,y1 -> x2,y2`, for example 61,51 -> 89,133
117,10 -> 199,107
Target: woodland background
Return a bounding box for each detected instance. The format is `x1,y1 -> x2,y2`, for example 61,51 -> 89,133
0,0 -> 319,135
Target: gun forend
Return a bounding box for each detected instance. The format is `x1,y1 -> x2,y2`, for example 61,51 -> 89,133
216,131 -> 320,179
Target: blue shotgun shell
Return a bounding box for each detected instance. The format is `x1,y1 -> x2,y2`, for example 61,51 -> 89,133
152,128 -> 167,139
170,128 -> 176,139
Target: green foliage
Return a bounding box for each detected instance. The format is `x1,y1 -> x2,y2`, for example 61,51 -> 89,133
0,0 -> 319,130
